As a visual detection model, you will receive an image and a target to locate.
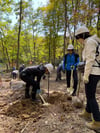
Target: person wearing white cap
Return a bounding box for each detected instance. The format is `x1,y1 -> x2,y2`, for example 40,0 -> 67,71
75,26 -> 100,131
20,63 -> 53,101
63,44 -> 79,96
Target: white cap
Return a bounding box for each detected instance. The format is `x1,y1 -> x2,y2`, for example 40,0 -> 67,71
67,44 -> 74,50
45,63 -> 53,73
75,26 -> 89,36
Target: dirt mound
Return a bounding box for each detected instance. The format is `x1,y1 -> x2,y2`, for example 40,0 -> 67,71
47,91 -> 68,104
5,99 -> 44,119
0,73 -> 97,133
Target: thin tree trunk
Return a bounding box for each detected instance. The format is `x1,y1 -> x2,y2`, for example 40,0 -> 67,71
64,0 -> 67,56
1,39 -> 10,71
48,33 -> 51,62
5,47 -> 10,68
16,0 -> 22,69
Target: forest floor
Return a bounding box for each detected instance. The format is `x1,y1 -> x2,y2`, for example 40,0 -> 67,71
0,70 -> 100,133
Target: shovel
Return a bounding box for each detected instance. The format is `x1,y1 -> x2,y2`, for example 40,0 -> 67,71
47,74 -> 50,97
67,66 -> 74,94
72,70 -> 84,108
39,94 -> 50,106
77,70 -> 81,96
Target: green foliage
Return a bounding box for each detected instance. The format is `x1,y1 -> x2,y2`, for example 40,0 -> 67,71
0,0 -> 100,69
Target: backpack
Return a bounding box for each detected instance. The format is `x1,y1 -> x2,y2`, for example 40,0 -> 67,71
95,42 -> 100,67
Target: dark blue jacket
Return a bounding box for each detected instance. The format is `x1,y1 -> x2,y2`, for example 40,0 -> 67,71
63,53 -> 79,71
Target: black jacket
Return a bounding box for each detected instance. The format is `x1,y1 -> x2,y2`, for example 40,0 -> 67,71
20,65 -> 46,83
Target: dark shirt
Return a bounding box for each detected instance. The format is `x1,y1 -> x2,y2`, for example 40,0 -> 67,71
20,65 -> 46,83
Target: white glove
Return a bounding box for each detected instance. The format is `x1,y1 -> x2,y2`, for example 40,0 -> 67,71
83,75 -> 89,84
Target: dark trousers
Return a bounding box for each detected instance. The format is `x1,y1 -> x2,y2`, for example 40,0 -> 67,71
66,70 -> 78,94
20,72 -> 39,99
56,71 -> 61,81
85,74 -> 100,121
12,73 -> 17,79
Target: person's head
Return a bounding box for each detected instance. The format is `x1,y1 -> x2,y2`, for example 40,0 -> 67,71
67,44 -> 74,54
44,63 -> 53,74
75,26 -> 90,44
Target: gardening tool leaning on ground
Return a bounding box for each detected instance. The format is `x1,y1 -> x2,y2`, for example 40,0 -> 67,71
77,61 -> 85,96
37,74 -> 50,106
72,63 -> 86,108
67,65 -> 74,94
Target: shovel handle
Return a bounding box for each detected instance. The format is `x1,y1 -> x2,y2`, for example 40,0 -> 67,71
48,74 -> 50,97
39,94 -> 46,104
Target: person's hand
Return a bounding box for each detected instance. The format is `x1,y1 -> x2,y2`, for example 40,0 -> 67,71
83,75 -> 89,84
71,65 -> 74,70
42,75 -> 46,80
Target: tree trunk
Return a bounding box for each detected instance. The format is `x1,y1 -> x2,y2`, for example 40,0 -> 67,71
16,0 -> 22,69
1,39 -> 10,71
63,0 -> 67,56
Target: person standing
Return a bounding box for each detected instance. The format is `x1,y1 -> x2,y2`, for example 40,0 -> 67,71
20,63 -> 53,101
12,70 -> 19,79
55,61 -> 63,81
63,44 -> 79,96
75,26 -> 100,131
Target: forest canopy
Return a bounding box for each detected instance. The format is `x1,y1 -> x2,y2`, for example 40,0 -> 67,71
0,0 -> 100,70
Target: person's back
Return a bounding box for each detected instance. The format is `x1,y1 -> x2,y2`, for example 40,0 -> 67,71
20,65 -> 45,80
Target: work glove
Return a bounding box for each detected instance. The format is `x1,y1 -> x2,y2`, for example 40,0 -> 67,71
71,65 -> 75,70
42,75 -> 46,80
83,75 -> 89,84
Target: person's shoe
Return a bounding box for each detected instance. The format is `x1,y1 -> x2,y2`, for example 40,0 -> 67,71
31,92 -> 36,100
86,120 -> 100,132
71,92 -> 76,96
25,93 -> 30,98
79,109 -> 92,121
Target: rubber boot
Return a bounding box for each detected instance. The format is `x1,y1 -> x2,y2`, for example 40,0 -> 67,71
25,88 -> 30,98
31,91 -> 36,101
79,109 -> 92,121
86,120 -> 100,132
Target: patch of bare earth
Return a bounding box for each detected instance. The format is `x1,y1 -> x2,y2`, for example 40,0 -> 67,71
0,71 -> 99,133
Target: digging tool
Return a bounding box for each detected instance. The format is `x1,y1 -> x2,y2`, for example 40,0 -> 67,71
67,66 -> 74,94
70,66 -> 74,89
39,94 -> 50,106
48,74 -> 50,97
77,70 -> 81,96
72,68 -> 84,108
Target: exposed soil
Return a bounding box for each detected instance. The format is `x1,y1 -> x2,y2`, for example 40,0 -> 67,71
0,71 -> 99,133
